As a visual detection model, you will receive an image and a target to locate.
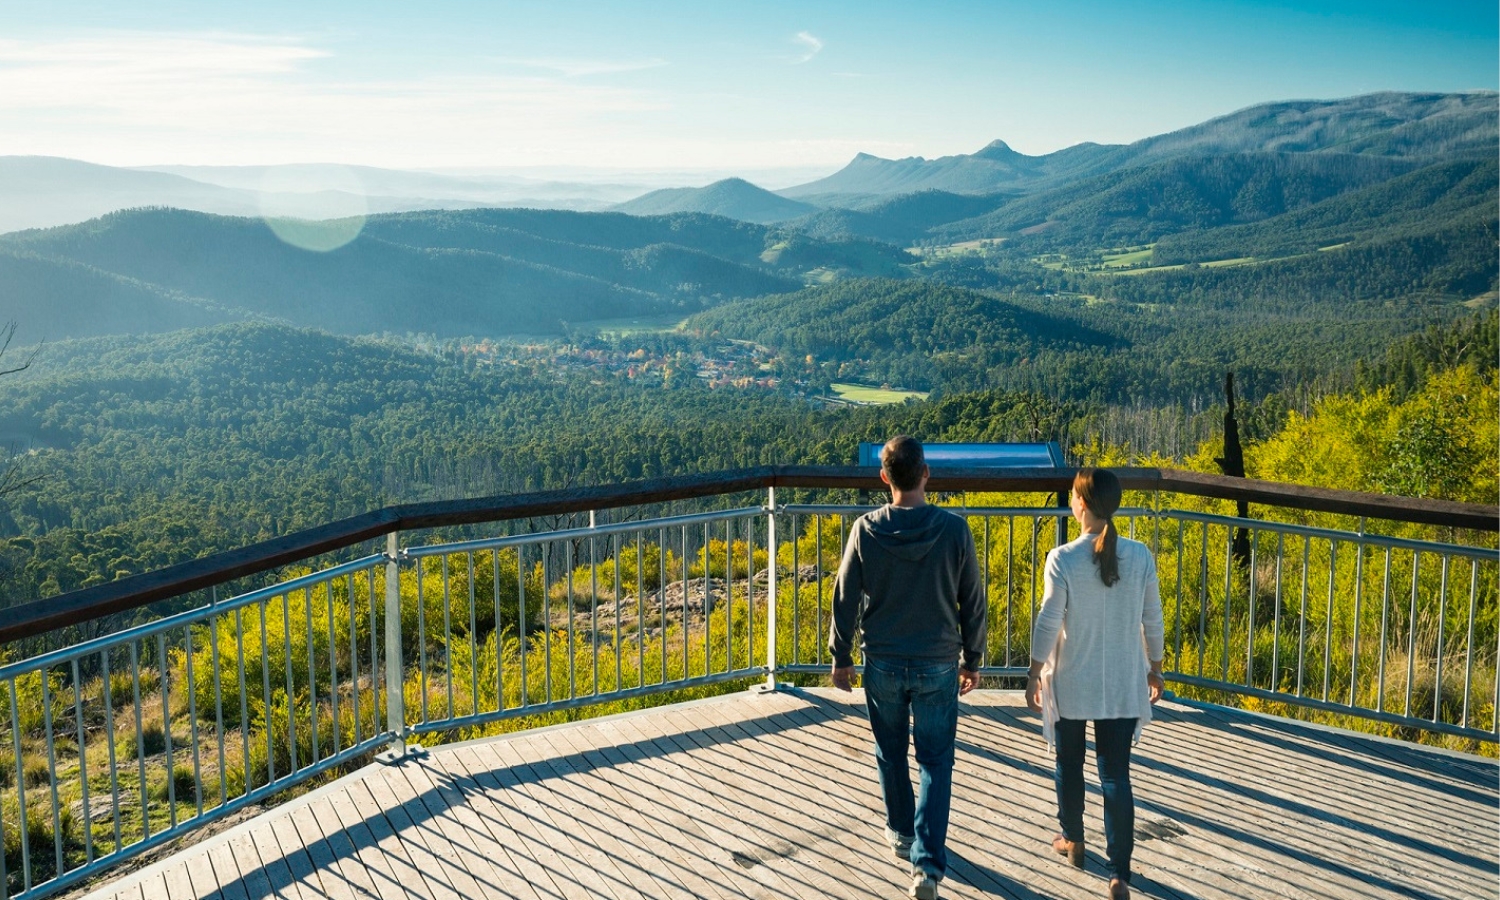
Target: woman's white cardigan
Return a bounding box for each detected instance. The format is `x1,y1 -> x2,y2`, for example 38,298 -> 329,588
1032,534 -> 1165,745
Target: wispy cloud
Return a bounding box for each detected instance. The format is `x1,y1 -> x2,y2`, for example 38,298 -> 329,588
504,57 -> 669,78
791,32 -> 823,64
0,33 -> 668,166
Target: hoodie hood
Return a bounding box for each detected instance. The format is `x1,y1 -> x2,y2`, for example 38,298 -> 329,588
861,504 -> 948,561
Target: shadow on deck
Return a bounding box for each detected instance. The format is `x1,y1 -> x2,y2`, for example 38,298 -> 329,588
80,690 -> 1497,900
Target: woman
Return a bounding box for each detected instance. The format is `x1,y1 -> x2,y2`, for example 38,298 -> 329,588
1026,468 -> 1165,900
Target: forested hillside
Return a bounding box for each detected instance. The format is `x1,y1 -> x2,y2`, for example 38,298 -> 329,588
0,207 -> 909,343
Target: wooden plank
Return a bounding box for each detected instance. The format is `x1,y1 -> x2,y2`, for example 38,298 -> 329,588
588,717 -> 749,900
266,810 -> 328,900
443,741 -> 570,899
479,732 -> 641,900
621,704 -> 824,900
364,760 -> 480,900
394,752 -> 542,900
289,798 -> 370,900
225,829 -> 279,900
344,774 -> 459,900
206,838 -> 253,900
524,722 -> 722,900
513,730 -> 683,900
322,781 -> 421,900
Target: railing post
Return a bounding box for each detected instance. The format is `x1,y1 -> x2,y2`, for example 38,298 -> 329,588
762,486 -> 779,692
383,531 -> 408,758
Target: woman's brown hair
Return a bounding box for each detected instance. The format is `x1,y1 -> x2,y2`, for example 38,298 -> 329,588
1074,468 -> 1122,586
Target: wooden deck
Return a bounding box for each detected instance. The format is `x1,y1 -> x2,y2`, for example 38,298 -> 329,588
80,689 -> 1497,900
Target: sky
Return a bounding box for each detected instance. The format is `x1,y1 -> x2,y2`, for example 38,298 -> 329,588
1,0 -> 1495,175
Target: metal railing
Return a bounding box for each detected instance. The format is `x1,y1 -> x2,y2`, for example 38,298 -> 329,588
1,467 -> 1495,899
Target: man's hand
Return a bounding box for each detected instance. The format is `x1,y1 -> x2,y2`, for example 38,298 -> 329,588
1025,674 -> 1042,713
1147,670 -> 1165,704
831,665 -> 855,692
958,668 -> 980,696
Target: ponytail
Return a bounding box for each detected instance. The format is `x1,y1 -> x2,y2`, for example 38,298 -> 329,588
1074,468 -> 1123,587
1093,519 -> 1119,587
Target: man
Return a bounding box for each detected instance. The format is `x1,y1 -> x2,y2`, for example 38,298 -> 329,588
829,435 -> 986,900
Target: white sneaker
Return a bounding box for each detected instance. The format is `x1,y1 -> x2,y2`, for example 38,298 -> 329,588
909,870 -> 939,900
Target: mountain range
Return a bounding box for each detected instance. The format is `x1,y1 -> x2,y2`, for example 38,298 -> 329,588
1,91 -> 1492,349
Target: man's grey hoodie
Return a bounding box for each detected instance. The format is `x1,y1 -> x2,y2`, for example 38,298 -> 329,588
828,503 -> 986,670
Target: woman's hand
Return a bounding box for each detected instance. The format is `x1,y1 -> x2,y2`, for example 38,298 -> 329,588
1025,674 -> 1042,712
1147,670 -> 1165,704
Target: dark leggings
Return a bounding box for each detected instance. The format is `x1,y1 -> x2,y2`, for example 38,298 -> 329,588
1055,717 -> 1136,883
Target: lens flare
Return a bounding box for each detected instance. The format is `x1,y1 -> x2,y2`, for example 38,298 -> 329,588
257,165 -> 368,252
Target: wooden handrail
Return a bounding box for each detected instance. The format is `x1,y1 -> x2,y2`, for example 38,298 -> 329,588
1,466 -> 1493,645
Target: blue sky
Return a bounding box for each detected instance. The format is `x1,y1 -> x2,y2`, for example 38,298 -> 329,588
1,1 -> 1494,173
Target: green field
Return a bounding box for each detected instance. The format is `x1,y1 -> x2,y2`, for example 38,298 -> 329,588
831,382 -> 929,404
582,314 -> 690,337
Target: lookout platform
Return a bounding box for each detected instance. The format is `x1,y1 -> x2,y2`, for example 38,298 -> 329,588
78,690 -> 1496,900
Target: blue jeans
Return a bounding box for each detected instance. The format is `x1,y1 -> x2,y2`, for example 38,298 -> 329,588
863,657 -> 959,879
1055,717 -> 1137,883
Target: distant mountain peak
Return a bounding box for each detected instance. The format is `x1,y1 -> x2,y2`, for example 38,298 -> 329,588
975,139 -> 1020,159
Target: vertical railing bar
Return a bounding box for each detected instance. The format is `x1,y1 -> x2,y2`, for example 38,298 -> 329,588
1433,555 -> 1450,725
1173,519 -> 1184,670
304,586 -> 318,767
543,541 -> 552,704
815,515 -> 823,668
791,512 -> 800,667
185,623 -> 203,819
1198,521 -> 1209,679
281,591 -> 297,776
71,657 -> 93,865
703,521 -> 712,679
467,552 -> 479,719
1030,515 -> 1041,661
1006,516 -> 1015,668
1322,541 -> 1336,703
1376,547 -> 1392,714
518,544 -> 528,709
160,632 -> 176,827
383,533 -> 405,757
590,535 -> 599,697
766,492 -> 778,687
493,550 -> 503,714
211,603 -> 226,811
235,608 -> 250,797
1405,551 -> 1420,718
130,641 -> 147,843
1296,536 -> 1310,698
43,666 -> 63,877
442,555 -> 454,724
1350,533 -> 1365,708
349,570 -> 361,747
10,677 -> 31,893
1462,558 -> 1479,729
566,538 -> 576,702
331,574 -> 343,755
259,601 -> 274,784
636,532 -> 645,690
1271,532 -> 1284,690
681,524 -> 690,681
369,563 -> 380,737
658,527 -> 667,686
1,683 -> 8,898
1246,528 -> 1258,688
102,649 -> 122,857
614,532 -> 623,693
1221,527 -> 1233,683
417,561 -> 429,724
982,515 -> 991,668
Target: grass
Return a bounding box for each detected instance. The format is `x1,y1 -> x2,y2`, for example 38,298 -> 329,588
830,383 -> 929,405
578,315 -> 689,338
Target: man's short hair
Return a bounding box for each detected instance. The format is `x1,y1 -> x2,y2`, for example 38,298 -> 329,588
880,435 -> 926,491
